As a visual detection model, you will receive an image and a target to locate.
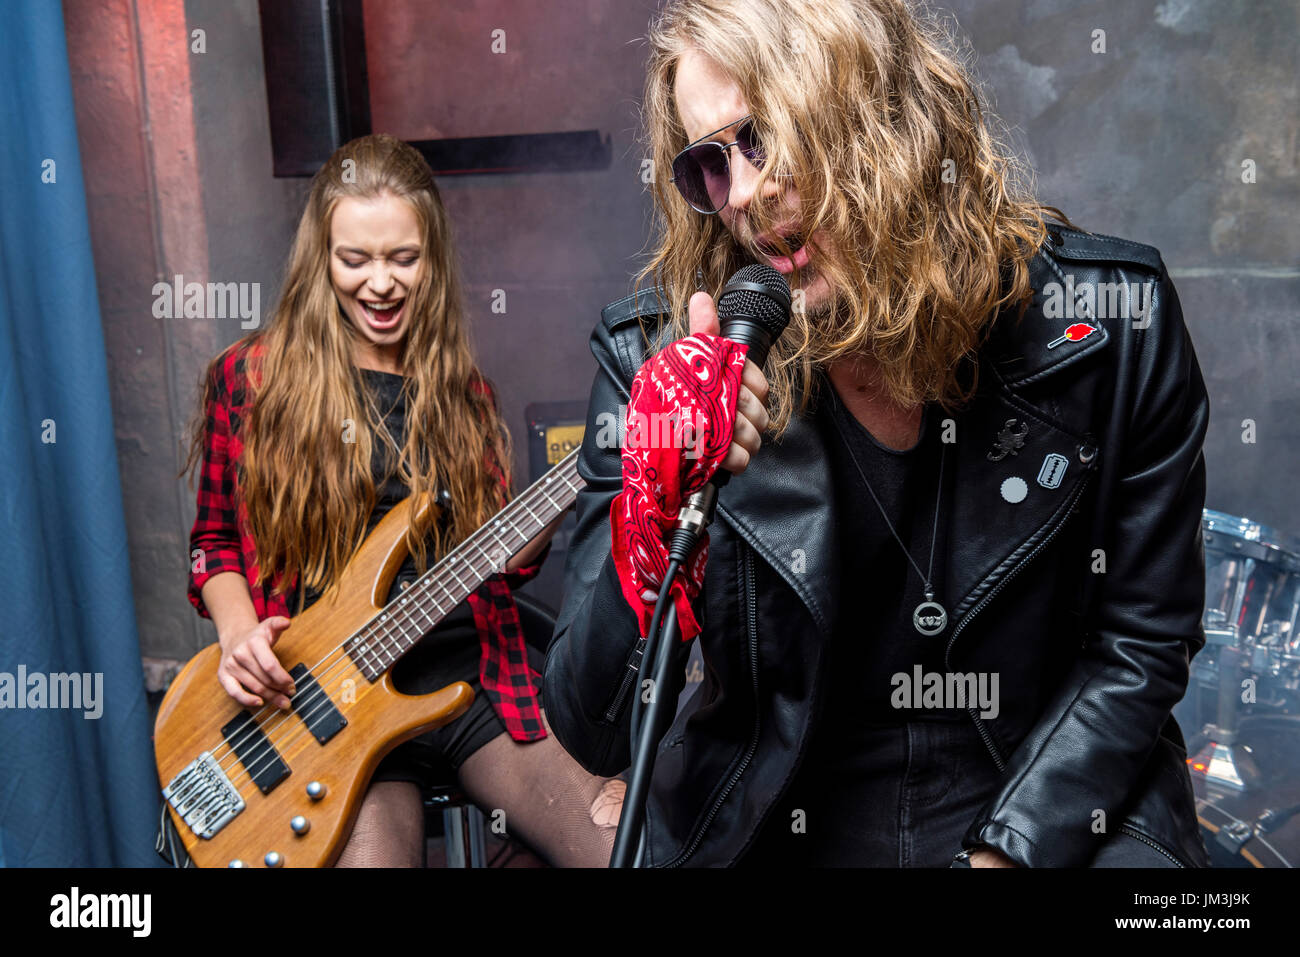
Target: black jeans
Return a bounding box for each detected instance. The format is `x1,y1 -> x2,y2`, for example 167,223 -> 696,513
739,717 -> 1179,867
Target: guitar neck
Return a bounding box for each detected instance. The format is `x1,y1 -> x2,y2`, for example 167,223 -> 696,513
346,448 -> 584,679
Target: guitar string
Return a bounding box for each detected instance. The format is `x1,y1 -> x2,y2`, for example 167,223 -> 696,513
166,459 -> 581,809
218,519 -> 536,794
218,467 -> 585,797
172,526 -> 492,804
178,504 -> 514,794
170,468 -> 575,809
174,463 -> 579,803
209,459 -> 580,776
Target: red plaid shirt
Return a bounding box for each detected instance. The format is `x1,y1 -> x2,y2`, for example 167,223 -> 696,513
187,339 -> 548,742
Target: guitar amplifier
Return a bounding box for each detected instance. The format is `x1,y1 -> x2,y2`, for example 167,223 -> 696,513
524,399 -> 589,484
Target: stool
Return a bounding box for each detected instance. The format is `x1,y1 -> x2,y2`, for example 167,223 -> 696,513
420,590 -> 559,868
422,783 -> 487,867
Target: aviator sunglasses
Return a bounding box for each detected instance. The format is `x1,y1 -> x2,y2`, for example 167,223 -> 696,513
670,115 -> 769,214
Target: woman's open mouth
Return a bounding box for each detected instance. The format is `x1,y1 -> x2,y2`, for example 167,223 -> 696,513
360,297 -> 405,331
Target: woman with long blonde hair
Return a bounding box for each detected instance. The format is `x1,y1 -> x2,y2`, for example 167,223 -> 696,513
183,133 -> 621,867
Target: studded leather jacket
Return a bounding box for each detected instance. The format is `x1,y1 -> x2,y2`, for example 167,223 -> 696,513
543,225 -> 1212,867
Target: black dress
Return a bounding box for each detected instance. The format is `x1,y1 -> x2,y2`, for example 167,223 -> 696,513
288,368 -> 545,781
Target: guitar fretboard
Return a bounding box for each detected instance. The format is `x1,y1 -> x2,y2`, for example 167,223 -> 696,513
345,448 -> 583,680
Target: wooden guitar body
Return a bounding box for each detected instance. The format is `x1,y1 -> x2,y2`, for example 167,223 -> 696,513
154,496 -> 473,868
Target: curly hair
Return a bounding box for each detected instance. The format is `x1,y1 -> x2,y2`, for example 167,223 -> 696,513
638,0 -> 1080,434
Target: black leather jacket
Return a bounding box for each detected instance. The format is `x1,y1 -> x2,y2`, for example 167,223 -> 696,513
544,224 -> 1212,867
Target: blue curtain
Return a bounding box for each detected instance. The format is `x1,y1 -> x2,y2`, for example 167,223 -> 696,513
0,0 -> 160,866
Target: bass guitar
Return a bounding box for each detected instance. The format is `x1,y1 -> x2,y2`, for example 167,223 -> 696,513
154,449 -> 582,867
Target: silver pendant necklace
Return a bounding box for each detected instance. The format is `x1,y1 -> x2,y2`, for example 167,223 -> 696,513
826,383 -> 948,637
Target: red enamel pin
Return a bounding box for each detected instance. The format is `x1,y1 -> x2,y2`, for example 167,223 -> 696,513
1047,322 -> 1098,349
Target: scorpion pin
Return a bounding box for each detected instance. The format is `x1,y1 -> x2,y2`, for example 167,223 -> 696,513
987,418 -> 1029,461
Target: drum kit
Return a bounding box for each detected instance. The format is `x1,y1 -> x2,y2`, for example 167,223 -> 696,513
1173,509 -> 1300,867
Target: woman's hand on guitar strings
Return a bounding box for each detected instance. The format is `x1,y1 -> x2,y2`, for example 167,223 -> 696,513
217,616 -> 296,710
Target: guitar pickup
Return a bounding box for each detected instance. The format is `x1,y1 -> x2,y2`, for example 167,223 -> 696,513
221,711 -> 290,795
288,663 -> 348,745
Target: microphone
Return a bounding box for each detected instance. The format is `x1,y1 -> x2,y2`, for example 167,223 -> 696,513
667,264 -> 791,561
612,266 -> 791,867
716,262 -> 792,370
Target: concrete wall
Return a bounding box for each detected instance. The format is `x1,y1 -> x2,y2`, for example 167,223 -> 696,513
64,0 -> 1298,681
939,0 -> 1300,536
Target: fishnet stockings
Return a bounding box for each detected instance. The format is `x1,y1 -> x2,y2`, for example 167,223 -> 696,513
335,712 -> 623,868
334,780 -> 425,868
455,714 -> 622,867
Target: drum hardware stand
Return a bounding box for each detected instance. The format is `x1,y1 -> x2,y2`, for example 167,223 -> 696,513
1257,801 -> 1300,835
1201,800 -> 1296,868
1190,642 -> 1263,791
1212,817 -> 1256,857
1192,511 -> 1300,865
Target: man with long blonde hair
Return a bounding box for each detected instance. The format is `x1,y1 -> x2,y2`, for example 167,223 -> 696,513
546,0 -> 1210,867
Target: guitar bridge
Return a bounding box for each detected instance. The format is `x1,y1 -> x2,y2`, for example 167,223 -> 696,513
163,752 -> 245,840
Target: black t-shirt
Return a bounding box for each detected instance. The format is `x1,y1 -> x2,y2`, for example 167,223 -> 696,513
815,374 -> 961,723
288,369 -> 479,675
741,374 -> 975,865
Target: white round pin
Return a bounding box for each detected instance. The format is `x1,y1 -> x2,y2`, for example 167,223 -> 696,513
1001,476 -> 1028,503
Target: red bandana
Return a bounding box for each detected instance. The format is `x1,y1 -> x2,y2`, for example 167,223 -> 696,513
609,333 -> 750,642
